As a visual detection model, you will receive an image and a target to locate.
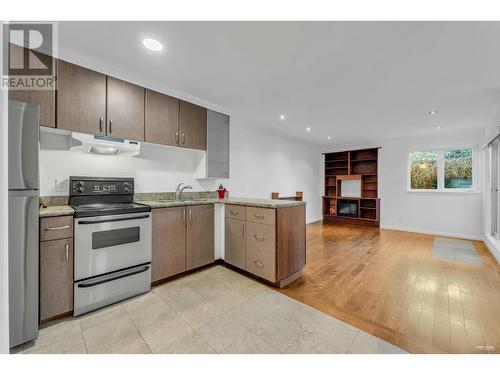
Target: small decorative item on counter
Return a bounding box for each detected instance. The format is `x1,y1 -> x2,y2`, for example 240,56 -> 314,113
217,184 -> 228,199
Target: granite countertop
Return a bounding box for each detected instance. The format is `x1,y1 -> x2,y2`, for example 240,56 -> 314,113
39,196 -> 306,217
39,205 -> 75,218
136,196 -> 306,209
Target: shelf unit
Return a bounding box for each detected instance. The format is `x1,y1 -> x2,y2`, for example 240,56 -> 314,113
322,148 -> 380,227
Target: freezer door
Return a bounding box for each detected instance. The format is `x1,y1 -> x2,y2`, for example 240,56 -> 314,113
8,100 -> 40,190
8,191 -> 39,348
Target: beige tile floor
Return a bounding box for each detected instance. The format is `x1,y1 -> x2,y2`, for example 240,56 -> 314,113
15,266 -> 407,354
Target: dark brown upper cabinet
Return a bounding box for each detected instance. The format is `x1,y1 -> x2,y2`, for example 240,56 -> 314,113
57,60 -> 106,135
145,89 -> 180,146
179,100 -> 207,150
106,76 -> 145,141
8,43 -> 56,128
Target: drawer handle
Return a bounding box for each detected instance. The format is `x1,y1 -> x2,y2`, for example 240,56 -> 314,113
230,210 -> 239,215
254,214 -> 264,220
45,225 -> 70,231
254,261 -> 264,268
65,243 -> 69,262
253,234 -> 265,241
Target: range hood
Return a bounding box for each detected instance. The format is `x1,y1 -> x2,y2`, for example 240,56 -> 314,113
70,132 -> 140,156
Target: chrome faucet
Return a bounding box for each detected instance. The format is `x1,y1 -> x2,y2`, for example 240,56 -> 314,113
175,183 -> 193,200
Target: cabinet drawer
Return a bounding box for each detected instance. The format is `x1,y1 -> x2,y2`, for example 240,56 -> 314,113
246,247 -> 276,282
40,216 -> 74,241
246,206 -> 275,226
246,222 -> 275,254
225,204 -> 246,220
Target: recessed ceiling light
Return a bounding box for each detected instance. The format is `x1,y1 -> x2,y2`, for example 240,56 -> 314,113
327,136 -> 331,140
429,110 -> 438,115
435,125 -> 442,131
306,127 -> 311,132
143,38 -> 163,52
279,114 -> 285,120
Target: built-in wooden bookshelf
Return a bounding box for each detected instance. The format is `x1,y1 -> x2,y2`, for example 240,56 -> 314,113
322,147 -> 380,227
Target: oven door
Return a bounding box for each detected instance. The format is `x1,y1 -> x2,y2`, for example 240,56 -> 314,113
74,212 -> 152,281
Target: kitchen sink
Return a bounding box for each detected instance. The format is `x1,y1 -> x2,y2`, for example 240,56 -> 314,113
157,198 -> 206,203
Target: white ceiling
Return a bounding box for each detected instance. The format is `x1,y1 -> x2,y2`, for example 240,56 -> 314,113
58,21 -> 500,146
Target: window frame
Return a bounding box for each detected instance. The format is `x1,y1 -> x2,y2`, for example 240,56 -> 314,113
407,146 -> 477,193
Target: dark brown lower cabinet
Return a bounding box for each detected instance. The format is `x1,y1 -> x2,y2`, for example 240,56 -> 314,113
40,237 -> 74,322
152,204 -> 214,283
224,217 -> 246,269
223,204 -> 306,287
152,207 -> 187,282
186,205 -> 214,270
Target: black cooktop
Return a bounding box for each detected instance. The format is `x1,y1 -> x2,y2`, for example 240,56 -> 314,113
69,176 -> 151,218
71,202 -> 151,218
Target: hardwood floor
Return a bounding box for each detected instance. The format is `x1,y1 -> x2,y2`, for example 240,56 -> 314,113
277,222 -> 500,354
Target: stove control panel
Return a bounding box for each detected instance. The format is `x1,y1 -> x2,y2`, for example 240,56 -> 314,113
69,177 -> 134,196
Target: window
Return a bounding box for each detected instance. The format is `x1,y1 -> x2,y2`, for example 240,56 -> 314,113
410,151 -> 438,189
408,147 -> 475,192
488,140 -> 499,238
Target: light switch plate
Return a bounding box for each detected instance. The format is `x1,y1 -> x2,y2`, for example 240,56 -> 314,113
55,178 -> 68,193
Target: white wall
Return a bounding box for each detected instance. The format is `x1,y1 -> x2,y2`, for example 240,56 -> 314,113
379,128 -> 484,239
323,127 -> 484,240
0,23 -> 10,353
40,118 -> 322,224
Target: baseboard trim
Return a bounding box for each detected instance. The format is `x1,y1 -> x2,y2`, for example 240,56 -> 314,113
483,235 -> 500,264
379,224 -> 483,241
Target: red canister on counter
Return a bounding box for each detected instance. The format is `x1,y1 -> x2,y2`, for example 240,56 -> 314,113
217,184 -> 227,199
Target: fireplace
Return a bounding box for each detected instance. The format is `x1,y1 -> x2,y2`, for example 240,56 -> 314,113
337,200 -> 358,218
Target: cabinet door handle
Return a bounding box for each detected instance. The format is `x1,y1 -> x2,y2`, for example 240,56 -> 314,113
242,223 -> 245,238
230,210 -> 239,216
99,117 -> 103,132
109,119 -> 113,134
189,208 -> 192,223
175,132 -> 179,145
44,225 -> 70,231
254,214 -> 265,220
182,133 -> 185,145
65,243 -> 69,262
254,260 -> 264,268
182,209 -> 186,223
253,234 -> 264,241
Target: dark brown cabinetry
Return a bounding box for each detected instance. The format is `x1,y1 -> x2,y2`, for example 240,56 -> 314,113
224,204 -> 306,287
8,46 -> 213,150
57,60 -> 107,135
106,76 -> 145,140
152,204 -> 214,284
145,89 -> 180,146
180,100 -> 207,150
186,205 -> 214,270
39,216 -> 74,322
224,216 -> 246,269
8,43 -> 56,127
151,207 -> 186,283
323,148 -> 380,227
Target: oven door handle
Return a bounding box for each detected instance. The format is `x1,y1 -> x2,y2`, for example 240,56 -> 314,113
77,214 -> 150,225
77,265 -> 150,288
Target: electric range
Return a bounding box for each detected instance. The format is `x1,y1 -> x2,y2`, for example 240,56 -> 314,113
69,176 -> 152,316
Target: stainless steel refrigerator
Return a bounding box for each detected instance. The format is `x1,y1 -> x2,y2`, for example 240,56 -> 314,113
8,100 -> 40,348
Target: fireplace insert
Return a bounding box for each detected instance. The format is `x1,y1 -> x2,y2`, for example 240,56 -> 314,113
337,200 -> 358,218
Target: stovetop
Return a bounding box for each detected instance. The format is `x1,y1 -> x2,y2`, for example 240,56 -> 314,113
71,202 -> 151,218
69,176 -> 151,218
